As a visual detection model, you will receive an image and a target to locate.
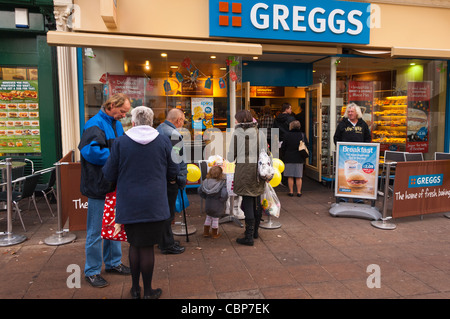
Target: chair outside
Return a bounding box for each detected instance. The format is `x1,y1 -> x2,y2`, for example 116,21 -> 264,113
34,168 -> 56,217
379,151 -> 407,197
435,152 -> 450,160
405,153 -> 424,161
0,174 -> 42,232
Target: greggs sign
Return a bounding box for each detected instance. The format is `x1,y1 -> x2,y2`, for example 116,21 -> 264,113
209,0 -> 371,44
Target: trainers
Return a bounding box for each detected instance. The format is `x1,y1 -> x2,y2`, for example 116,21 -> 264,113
105,263 -> 131,275
85,274 -> 109,288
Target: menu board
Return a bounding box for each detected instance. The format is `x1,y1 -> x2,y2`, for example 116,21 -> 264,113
0,80 -> 41,153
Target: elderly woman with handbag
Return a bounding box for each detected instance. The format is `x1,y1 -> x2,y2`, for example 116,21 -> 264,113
281,120 -> 308,197
102,106 -> 179,299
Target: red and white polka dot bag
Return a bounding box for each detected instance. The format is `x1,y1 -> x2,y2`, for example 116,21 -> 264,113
101,191 -> 127,241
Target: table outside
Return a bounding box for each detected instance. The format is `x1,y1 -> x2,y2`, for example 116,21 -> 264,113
0,158 -> 27,246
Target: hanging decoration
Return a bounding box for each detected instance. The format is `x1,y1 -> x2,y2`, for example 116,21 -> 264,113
163,80 -> 172,93
219,78 -> 226,89
437,62 -> 446,74
175,71 -> 184,83
205,77 -> 212,89
166,56 -> 240,92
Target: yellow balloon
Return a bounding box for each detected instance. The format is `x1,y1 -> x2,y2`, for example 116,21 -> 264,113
187,164 -> 201,182
272,158 -> 285,173
269,168 -> 282,188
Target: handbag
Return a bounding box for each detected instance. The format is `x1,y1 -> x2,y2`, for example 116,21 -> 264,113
101,191 -> 127,241
298,133 -> 309,159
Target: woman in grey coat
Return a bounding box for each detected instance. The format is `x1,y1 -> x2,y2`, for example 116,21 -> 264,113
198,166 -> 228,238
227,110 -> 267,246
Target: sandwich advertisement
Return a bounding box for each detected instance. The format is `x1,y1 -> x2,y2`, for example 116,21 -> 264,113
335,142 -> 380,200
407,81 -> 431,153
0,79 -> 41,153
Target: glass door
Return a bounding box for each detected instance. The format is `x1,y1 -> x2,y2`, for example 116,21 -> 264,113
304,83 -> 323,182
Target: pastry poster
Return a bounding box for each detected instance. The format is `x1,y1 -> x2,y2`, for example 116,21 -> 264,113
335,142 -> 380,200
0,80 -> 41,153
407,81 -> 431,153
191,97 -> 214,130
348,81 -> 374,129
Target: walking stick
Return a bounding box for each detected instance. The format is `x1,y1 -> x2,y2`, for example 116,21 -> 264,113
180,188 -> 189,242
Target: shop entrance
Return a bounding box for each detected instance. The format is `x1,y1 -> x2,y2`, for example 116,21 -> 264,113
304,83 -> 323,182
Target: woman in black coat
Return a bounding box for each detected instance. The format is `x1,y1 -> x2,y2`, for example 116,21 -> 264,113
281,120 -> 308,197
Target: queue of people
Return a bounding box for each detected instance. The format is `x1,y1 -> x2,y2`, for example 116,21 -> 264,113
78,95 -> 331,299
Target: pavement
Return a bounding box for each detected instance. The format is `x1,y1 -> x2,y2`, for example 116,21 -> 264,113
1,177 -> 450,301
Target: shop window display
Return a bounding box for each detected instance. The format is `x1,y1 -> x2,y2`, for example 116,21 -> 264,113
314,57 -> 447,163
82,48 -> 240,136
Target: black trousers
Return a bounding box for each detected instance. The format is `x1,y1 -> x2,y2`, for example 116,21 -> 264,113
160,182 -> 179,249
241,195 -> 262,221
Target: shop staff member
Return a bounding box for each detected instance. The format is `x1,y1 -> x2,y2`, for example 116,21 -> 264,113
333,103 -> 371,144
79,93 -> 131,288
333,103 -> 371,203
156,108 -> 187,255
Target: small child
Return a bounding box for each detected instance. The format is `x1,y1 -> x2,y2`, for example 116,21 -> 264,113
198,166 -> 228,238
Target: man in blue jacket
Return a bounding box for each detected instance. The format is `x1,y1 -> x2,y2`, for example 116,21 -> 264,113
78,93 -> 131,288
156,108 -> 188,254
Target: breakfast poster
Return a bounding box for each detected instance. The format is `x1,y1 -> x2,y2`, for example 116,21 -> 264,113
335,142 -> 380,200
191,97 -> 214,130
407,81 -> 431,153
0,80 -> 41,153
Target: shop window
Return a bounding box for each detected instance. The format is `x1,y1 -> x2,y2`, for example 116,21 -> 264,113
82,48 -> 239,135
313,57 -> 447,161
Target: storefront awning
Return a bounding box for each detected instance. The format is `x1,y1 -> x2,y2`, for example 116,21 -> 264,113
46,31 -> 262,57
392,47 -> 450,59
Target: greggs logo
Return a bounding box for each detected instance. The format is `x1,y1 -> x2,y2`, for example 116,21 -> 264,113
210,0 -> 371,44
409,174 -> 443,188
219,2 -> 242,27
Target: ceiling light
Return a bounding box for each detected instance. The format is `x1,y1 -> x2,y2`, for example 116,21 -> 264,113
161,53 -> 167,57
210,55 -> 216,59
253,56 -> 259,60
219,67 -> 227,71
145,60 -> 149,65
170,65 -> 178,69
410,62 -> 416,66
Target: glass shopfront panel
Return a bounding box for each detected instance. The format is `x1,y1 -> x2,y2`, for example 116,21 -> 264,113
314,57 -> 447,167
82,48 -> 241,135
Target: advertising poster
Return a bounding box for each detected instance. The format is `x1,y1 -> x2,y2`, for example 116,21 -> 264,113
348,81 -> 374,129
102,74 -> 145,106
191,97 -> 214,130
407,81 -> 431,153
392,160 -> 450,218
335,142 -> 380,200
0,80 -> 41,153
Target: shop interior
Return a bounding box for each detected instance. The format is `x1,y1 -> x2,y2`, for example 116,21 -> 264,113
82,48 -> 448,182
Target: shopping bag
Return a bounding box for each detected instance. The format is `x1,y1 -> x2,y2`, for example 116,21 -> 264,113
175,188 -> 190,213
101,191 -> 127,241
261,183 -> 281,218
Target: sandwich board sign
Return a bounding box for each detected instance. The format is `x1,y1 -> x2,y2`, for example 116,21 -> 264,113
335,142 -> 380,200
